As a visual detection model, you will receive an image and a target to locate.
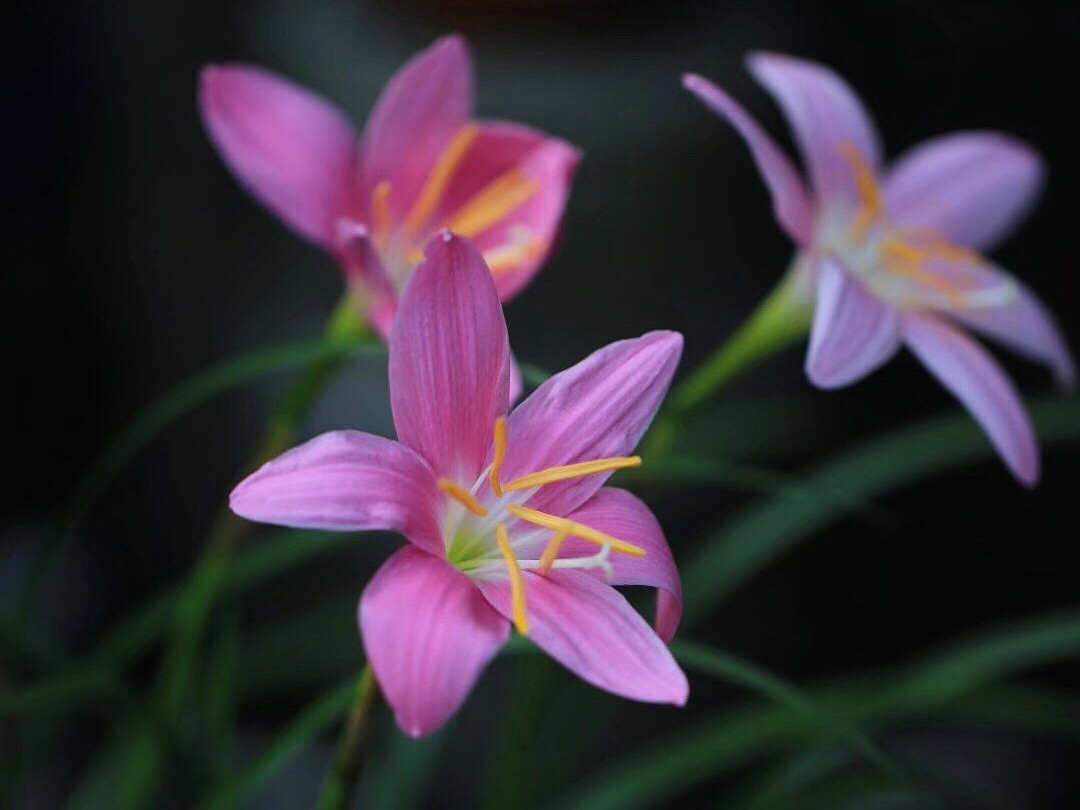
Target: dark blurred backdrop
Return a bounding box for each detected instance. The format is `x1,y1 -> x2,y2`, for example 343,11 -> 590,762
5,0 -> 1079,807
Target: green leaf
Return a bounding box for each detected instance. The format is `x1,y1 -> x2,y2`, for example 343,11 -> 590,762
672,640 -> 900,779
682,396 -> 1080,625
13,335 -> 382,619
198,679 -> 355,810
555,611 -> 1080,810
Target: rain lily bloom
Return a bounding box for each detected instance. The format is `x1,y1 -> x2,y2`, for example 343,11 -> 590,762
229,233 -> 687,737
683,54 -> 1074,486
200,35 -> 579,339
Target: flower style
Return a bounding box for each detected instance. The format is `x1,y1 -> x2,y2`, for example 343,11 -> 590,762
229,233 -> 687,737
683,54 -> 1074,485
200,35 -> 579,339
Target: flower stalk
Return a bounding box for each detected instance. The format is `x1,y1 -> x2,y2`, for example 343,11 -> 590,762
316,664 -> 378,810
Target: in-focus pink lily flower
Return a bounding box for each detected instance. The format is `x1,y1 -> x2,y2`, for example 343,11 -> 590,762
229,233 -> 687,737
200,35 -> 579,339
684,54 -> 1074,486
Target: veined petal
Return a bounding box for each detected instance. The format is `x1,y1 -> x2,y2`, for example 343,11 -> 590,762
885,132 -> 1045,252
359,35 -> 472,219
747,52 -> 883,211
682,73 -> 813,244
501,331 -> 682,518
903,313 -> 1039,486
950,279 -> 1076,389
561,488 -> 682,641
360,547 -> 509,738
806,257 -> 900,388
389,234 -> 511,483
229,431 -> 443,554
199,64 -> 357,246
476,570 -> 687,705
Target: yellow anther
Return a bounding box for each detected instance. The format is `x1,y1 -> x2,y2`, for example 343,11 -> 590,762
370,181 -> 393,237
837,142 -> 885,242
537,528 -> 569,575
484,232 -> 544,274
495,523 -> 528,634
438,479 -> 488,516
489,417 -> 507,497
505,505 -> 646,558
446,170 -> 537,238
404,124 -> 480,237
881,241 -> 965,306
503,457 -> 641,493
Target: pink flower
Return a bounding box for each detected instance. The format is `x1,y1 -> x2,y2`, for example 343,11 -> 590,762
229,233 -> 687,737
684,54 -> 1075,486
199,35 -> 579,340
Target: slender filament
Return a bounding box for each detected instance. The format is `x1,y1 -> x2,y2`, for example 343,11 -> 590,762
489,417 -> 507,497
537,528 -> 569,575
505,504 -> 645,558
446,170 -> 537,238
404,124 -> 479,236
503,456 -> 641,492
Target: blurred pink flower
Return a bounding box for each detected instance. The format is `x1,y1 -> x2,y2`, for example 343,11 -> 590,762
230,233 -> 687,737
684,54 -> 1074,486
200,35 -> 579,340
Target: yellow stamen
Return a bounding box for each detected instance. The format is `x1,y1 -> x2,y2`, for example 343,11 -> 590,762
537,528 -> 569,575
837,142 -> 885,242
505,504 -> 646,558
371,180 -> 393,237
445,170 -> 537,238
495,522 -> 528,634
404,124 -> 479,237
438,479 -> 488,516
489,417 -> 507,497
503,456 -> 641,492
881,239 -> 965,306
484,234 -> 545,274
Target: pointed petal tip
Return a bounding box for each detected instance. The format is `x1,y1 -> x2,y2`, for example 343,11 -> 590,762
681,72 -> 706,91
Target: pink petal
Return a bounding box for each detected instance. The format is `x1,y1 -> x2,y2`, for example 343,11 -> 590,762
358,35 -> 472,219
747,52 -> 883,211
501,331 -> 683,518
360,547 -> 509,737
902,313 -> 1039,486
561,488 -> 682,641
229,431 -> 443,554
806,257 -> 901,388
335,218 -> 396,302
199,64 -> 357,246
950,279 -> 1076,389
682,73 -> 813,244
476,569 -> 687,705
486,140 -> 581,299
389,233 -> 510,483
885,132 -> 1045,252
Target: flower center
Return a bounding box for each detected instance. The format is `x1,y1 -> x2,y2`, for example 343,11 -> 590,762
437,416 -> 645,635
368,125 -> 543,286
824,143 -> 1016,311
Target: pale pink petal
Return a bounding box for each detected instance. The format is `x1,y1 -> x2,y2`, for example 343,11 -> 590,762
389,234 -> 510,483
229,431 -> 443,554
358,35 -> 472,218
475,570 -> 687,705
885,132 -> 1045,252
950,279 -> 1076,389
360,547 -> 509,738
561,488 -> 682,641
903,313 -> 1039,486
199,64 -> 357,246
682,73 -> 813,244
747,52 -> 883,211
806,257 -> 901,388
500,331 -> 683,518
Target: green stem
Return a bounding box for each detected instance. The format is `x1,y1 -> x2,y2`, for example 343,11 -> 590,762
156,297 -> 370,727
647,265 -> 812,456
316,665 -> 378,810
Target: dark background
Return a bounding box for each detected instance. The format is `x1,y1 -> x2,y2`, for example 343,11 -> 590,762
4,0 -> 1079,806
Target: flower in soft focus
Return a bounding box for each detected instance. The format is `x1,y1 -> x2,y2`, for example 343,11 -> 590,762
230,233 -> 687,737
199,35 -> 579,339
684,54 -> 1075,486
